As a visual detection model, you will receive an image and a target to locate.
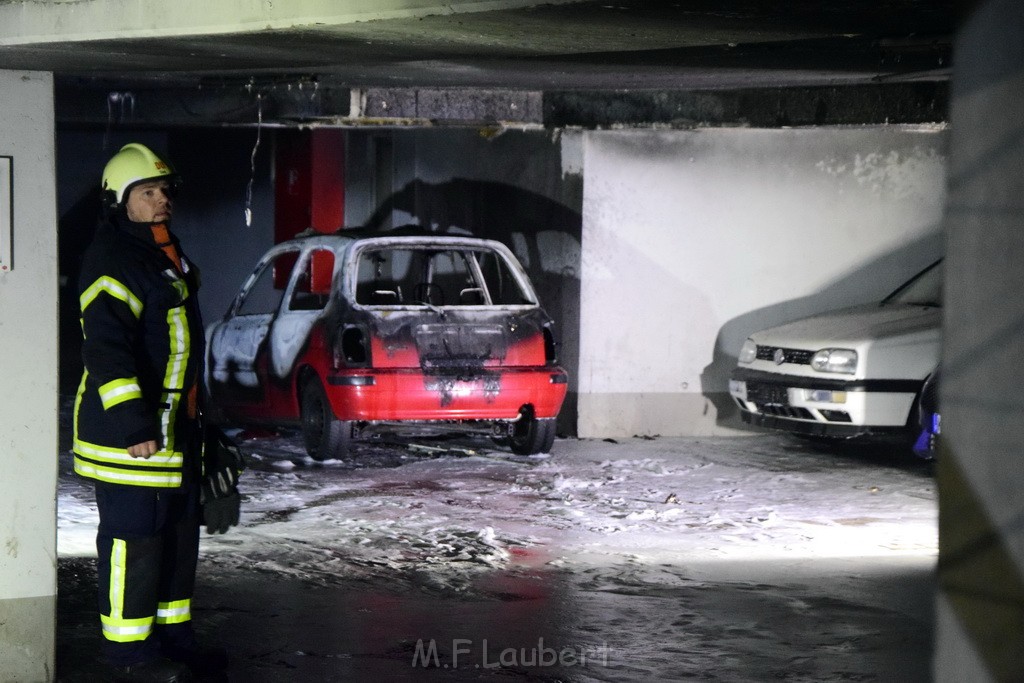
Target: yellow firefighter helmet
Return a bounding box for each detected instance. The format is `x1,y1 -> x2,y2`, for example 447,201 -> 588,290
101,143 -> 178,206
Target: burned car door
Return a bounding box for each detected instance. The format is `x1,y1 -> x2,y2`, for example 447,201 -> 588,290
207,249 -> 300,407
267,248 -> 336,380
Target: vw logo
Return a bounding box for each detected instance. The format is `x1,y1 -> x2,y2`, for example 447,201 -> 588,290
773,348 -> 786,365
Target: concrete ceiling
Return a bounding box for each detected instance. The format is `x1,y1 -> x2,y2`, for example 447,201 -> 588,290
0,0 -> 956,127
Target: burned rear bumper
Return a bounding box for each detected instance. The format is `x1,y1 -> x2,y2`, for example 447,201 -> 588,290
325,367 -> 568,422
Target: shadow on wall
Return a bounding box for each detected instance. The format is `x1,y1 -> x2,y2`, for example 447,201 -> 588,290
167,128 -> 276,323
58,187 -> 103,393
702,231 -> 944,429
364,178 -> 583,437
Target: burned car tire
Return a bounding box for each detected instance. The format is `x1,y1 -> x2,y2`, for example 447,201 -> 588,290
509,408 -> 556,455
301,378 -> 353,461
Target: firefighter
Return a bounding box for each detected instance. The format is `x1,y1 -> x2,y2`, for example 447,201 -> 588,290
74,142 -> 242,682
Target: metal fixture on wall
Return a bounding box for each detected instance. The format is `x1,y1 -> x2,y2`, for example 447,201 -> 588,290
244,91 -> 263,227
103,91 -> 135,150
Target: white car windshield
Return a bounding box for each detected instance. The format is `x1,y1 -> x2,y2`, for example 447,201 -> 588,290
883,260 -> 943,307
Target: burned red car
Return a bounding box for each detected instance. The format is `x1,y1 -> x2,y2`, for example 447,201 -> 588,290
205,229 -> 568,460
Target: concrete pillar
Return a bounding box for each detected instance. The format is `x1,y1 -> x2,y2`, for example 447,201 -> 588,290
0,70 -> 59,682
936,1 -> 1024,680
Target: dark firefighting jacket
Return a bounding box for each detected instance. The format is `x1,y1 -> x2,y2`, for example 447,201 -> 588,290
73,218 -> 205,488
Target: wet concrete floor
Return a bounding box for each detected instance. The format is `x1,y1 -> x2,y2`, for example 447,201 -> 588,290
56,433 -> 937,682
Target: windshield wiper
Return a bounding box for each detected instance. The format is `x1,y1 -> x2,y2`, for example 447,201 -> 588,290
880,299 -> 941,308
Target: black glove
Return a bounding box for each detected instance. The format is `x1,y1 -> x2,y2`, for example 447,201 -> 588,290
202,489 -> 240,535
200,427 -> 244,535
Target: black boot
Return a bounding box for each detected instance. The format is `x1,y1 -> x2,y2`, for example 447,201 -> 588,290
162,643 -> 229,675
109,657 -> 193,682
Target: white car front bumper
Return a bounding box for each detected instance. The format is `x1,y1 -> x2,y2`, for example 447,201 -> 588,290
729,368 -> 921,437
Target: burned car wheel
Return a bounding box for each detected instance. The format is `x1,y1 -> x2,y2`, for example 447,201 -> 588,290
301,378 -> 352,461
509,407 -> 556,455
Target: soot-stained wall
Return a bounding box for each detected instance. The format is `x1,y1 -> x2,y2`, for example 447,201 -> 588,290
57,128 -> 275,391
346,128 -> 584,436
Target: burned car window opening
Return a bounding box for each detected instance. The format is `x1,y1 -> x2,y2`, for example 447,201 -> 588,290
426,250 -> 473,306
288,249 -> 334,312
355,246 -> 531,308
477,250 -> 532,306
236,250 -> 300,316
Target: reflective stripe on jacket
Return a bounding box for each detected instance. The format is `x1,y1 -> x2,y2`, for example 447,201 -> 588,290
73,221 -> 204,488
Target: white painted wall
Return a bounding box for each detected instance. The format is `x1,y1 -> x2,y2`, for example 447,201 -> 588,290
579,126 -> 947,437
0,70 -> 58,681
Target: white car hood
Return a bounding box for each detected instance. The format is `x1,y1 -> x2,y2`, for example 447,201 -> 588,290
752,303 -> 940,348
745,302 -> 941,380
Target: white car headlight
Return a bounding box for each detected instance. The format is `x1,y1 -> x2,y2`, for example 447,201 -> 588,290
810,348 -> 858,374
738,339 -> 757,364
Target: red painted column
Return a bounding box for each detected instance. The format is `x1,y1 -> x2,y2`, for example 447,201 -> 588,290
310,129 -> 345,233
274,129 -> 345,243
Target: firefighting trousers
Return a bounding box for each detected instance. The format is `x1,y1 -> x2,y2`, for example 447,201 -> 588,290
94,481 -> 200,666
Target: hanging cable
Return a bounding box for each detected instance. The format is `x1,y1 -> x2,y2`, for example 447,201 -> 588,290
244,92 -> 264,227
103,91 -> 135,151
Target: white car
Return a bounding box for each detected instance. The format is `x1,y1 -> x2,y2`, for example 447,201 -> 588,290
729,260 -> 942,439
